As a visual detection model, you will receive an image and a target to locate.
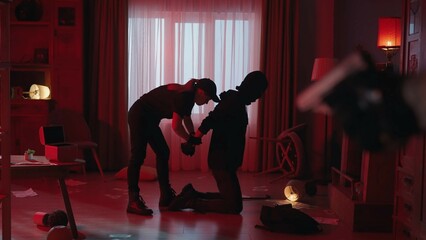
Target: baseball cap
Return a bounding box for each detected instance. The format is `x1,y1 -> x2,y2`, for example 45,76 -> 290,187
196,78 -> 220,102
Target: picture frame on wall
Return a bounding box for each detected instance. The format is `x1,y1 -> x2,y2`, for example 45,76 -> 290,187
409,0 -> 420,35
408,40 -> 419,74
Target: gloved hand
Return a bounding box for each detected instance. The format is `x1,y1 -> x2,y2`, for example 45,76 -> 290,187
188,135 -> 202,145
181,142 -> 195,156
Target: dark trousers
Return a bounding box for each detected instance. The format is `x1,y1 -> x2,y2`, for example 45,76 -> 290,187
127,106 -> 170,194
194,169 -> 243,214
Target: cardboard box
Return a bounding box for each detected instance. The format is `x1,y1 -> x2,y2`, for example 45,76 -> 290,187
39,125 -> 77,162
44,143 -> 77,162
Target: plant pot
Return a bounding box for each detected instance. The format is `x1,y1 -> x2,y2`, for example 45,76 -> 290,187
24,152 -> 34,161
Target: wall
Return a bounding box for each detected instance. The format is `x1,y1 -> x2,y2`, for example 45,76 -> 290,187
298,0 -> 335,180
334,0 -> 403,65
297,0 -> 403,180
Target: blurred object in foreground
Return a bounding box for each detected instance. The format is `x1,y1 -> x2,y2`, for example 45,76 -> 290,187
297,50 -> 421,151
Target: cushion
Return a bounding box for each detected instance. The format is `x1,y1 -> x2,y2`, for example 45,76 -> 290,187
114,166 -> 157,181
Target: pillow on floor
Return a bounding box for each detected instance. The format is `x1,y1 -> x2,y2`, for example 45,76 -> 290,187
114,166 -> 157,181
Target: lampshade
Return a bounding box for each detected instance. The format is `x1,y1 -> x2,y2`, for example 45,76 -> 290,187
284,180 -> 317,202
377,17 -> 401,49
284,180 -> 304,202
311,58 -> 336,81
29,84 -> 51,100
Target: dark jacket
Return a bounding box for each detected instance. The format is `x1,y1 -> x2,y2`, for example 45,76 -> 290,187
198,90 -> 248,171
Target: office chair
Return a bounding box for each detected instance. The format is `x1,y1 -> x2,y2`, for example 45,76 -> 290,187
47,109 -> 104,178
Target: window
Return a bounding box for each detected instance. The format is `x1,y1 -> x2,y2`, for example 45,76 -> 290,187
127,0 -> 263,170
128,3 -> 262,113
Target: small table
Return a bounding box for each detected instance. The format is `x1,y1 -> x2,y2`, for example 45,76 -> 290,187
9,155 -> 83,239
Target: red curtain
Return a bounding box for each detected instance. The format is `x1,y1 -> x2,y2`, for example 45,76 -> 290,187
85,0 -> 129,171
257,0 -> 299,171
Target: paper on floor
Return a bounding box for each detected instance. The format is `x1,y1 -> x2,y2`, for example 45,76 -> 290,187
12,188 -> 38,198
65,179 -> 87,186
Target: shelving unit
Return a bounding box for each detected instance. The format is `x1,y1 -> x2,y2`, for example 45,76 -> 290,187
8,0 -> 83,155
8,0 -> 53,156
10,0 -> 52,86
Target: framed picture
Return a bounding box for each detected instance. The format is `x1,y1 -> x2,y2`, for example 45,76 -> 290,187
58,7 -> 75,26
407,40 -> 419,75
409,0 -> 420,35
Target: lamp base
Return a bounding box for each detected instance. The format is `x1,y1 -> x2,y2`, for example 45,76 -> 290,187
379,47 -> 399,72
381,47 -> 399,64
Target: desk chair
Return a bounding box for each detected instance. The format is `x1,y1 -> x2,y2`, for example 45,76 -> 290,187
47,110 -> 104,178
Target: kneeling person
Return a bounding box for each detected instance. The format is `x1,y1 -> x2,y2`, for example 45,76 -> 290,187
169,71 -> 268,214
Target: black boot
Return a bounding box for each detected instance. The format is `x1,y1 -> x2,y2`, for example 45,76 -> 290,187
127,192 -> 153,216
159,186 -> 176,211
168,186 -> 198,211
181,183 -> 201,197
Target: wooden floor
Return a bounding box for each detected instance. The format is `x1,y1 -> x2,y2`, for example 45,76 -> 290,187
3,170 -> 394,240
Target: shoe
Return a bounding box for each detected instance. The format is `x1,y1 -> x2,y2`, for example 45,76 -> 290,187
168,187 -> 198,211
159,187 -> 176,211
127,194 -> 153,216
181,183 -> 197,195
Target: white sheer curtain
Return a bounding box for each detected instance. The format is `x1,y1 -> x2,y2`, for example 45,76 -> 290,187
128,0 -> 263,172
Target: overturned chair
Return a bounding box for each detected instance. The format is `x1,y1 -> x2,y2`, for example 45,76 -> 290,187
252,123 -> 306,183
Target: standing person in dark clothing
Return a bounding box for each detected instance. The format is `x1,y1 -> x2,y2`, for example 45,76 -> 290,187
169,71 -> 268,214
127,78 -> 220,216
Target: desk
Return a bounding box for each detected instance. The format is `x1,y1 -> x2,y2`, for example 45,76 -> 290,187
8,155 -> 82,239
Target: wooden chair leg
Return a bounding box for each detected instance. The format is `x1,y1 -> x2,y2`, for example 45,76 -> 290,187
81,164 -> 86,175
90,148 -> 104,178
75,158 -> 86,175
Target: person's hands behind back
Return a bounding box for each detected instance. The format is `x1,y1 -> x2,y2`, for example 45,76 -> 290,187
181,142 -> 195,156
188,135 -> 202,145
